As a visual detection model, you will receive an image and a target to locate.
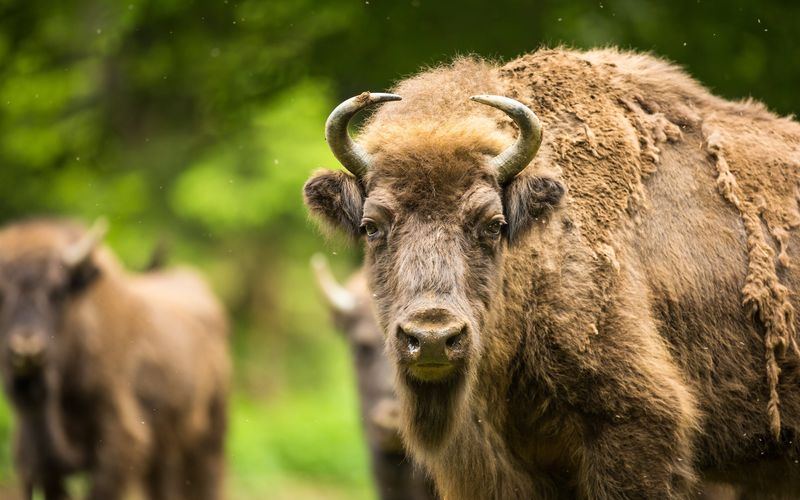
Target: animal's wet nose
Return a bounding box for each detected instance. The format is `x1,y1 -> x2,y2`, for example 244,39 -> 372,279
397,318 -> 468,364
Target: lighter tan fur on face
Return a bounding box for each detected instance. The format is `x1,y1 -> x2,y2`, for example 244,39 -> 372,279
361,118 -> 509,169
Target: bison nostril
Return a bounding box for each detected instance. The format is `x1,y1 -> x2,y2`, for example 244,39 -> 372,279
398,328 -> 420,351
445,328 -> 467,351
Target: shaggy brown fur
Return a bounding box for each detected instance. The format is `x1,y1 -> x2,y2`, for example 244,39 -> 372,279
305,48 -> 800,499
0,219 -> 230,500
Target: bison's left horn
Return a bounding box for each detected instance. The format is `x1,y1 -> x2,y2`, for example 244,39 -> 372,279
63,217 -> 108,268
470,95 -> 543,185
325,92 -> 402,178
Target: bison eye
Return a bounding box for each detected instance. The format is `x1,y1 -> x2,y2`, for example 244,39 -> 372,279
484,217 -> 506,238
361,219 -> 382,240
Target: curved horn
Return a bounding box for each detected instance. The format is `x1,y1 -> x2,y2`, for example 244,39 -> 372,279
311,253 -> 357,314
325,92 -> 402,178
470,95 -> 543,184
63,217 -> 108,268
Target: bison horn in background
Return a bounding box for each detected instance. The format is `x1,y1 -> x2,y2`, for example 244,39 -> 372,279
470,95 -> 543,185
325,92 -> 402,178
311,253 -> 357,314
62,217 -> 108,268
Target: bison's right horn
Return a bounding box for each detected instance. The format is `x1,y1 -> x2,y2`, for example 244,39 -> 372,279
311,253 -> 356,315
63,217 -> 108,268
325,92 -> 402,178
470,95 -> 543,185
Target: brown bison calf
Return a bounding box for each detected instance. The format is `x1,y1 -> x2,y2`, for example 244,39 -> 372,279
0,218 -> 230,500
312,254 -> 435,500
305,48 -> 800,498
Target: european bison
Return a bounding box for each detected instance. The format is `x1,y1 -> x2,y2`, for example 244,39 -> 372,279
312,254 -> 435,500
304,48 -> 800,499
0,218 -> 230,500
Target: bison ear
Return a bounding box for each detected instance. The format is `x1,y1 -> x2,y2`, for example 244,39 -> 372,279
503,175 -> 565,245
63,218 -> 107,294
68,258 -> 101,294
304,169 -> 365,238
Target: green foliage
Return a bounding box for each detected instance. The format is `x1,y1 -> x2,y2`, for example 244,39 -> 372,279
228,353 -> 373,500
0,397 -> 11,481
0,0 -> 797,498
171,80 -> 338,232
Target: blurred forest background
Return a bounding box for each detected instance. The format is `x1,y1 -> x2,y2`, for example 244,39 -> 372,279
0,0 -> 797,498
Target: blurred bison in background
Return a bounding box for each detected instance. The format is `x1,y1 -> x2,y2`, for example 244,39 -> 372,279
305,47 -> 800,499
0,218 -> 230,500
311,254 -> 435,500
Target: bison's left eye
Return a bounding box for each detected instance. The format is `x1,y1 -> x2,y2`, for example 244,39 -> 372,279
484,217 -> 506,238
361,219 -> 383,240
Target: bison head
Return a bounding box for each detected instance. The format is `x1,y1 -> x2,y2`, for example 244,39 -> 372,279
304,93 -> 564,449
0,219 -> 106,398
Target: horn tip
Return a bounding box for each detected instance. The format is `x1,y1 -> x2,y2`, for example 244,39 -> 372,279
310,253 -> 328,271
93,216 -> 110,233
370,93 -> 402,103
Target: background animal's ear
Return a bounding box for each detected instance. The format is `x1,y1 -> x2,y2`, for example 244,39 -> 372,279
63,217 -> 107,294
304,169 -> 365,238
503,175 -> 565,244
68,257 -> 101,294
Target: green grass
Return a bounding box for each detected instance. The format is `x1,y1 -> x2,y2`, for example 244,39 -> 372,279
228,390 -> 373,500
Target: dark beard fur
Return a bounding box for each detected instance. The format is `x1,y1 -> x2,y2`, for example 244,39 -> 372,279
399,367 -> 469,450
8,370 -> 47,409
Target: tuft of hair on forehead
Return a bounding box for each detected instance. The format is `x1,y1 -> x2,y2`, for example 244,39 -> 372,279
358,56 -> 516,178
365,56 -> 503,126
362,117 -> 510,181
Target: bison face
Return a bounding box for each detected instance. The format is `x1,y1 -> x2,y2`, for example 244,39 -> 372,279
305,93 -> 563,449
0,220 -> 105,401
360,176 -> 503,385
306,153 -> 563,449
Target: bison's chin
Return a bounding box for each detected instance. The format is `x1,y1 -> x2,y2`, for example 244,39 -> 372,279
397,364 -> 471,451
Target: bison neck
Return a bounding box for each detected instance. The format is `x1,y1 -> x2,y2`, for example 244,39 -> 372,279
402,369 -> 570,499
398,369 -> 471,451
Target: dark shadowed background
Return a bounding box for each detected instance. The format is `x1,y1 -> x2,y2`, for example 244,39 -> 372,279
0,0 -> 797,497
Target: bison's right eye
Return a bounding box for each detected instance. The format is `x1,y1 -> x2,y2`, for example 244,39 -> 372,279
361,219 -> 382,240
483,216 -> 506,239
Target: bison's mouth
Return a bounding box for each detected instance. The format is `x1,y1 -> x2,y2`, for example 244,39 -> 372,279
407,361 -> 458,382
400,358 -> 468,394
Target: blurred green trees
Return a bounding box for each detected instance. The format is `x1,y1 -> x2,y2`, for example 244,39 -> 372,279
0,0 -> 797,498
